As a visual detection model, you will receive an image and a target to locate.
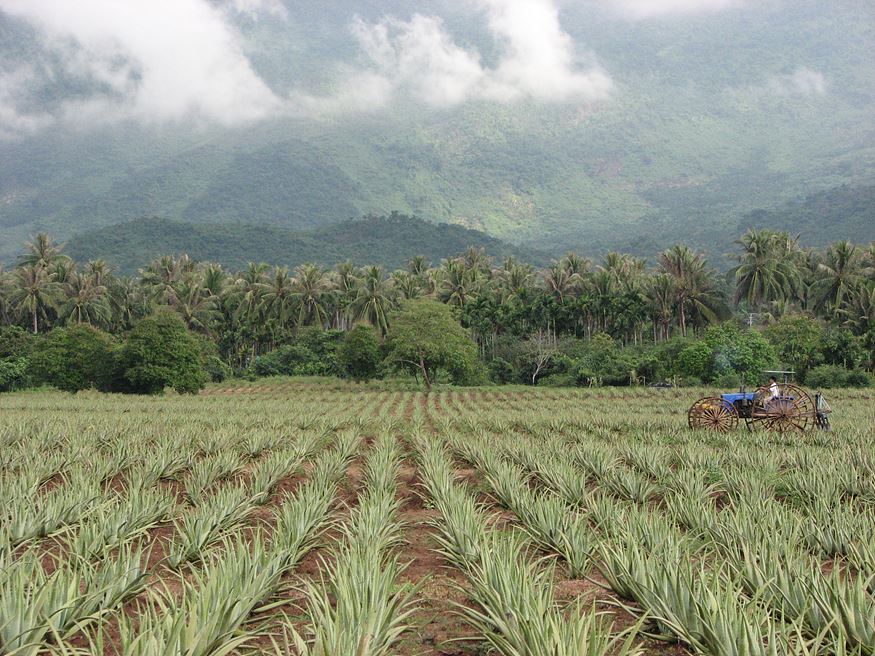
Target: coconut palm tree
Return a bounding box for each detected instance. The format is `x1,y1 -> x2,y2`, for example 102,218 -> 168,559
600,252 -> 645,290
438,259 -> 478,308
658,245 -> 721,337
7,265 -> 61,333
841,281 -> 875,366
841,281 -> 874,335
588,269 -> 616,334
292,264 -> 332,328
0,266 -> 11,325
17,233 -> 69,269
542,261 -> 580,304
251,266 -> 295,332
732,229 -> 802,310
352,266 -> 395,335
201,263 -> 228,298
166,281 -> 216,333
49,259 -> 75,285
560,252 -> 592,277
59,272 -> 111,327
494,258 -> 534,305
647,273 -> 676,342
330,261 -> 359,330
141,254 -> 196,302
392,271 -> 423,300
231,262 -> 270,327
406,255 -> 430,277
461,247 -> 492,274
84,260 -> 112,287
810,240 -> 863,318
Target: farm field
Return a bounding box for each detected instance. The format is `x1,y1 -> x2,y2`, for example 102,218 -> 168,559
1,381 -> 874,656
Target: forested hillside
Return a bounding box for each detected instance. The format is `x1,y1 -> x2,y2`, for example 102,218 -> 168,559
1,0 -> 873,261
64,215 -> 547,274
737,183 -> 875,247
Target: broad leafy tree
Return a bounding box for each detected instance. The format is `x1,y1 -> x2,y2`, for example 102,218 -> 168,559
385,300 -> 481,389
119,310 -> 208,394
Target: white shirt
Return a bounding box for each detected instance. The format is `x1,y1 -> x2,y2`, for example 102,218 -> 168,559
769,382 -> 780,398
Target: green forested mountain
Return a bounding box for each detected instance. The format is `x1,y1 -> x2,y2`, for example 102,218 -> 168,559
0,0 -> 873,261
64,215 -> 547,274
737,183 -> 875,247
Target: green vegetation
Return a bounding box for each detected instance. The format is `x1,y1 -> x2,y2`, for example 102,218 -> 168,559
28,324 -> 116,393
1,3 -> 872,262
0,382 -> 872,654
337,324 -> 382,382
64,215 -> 546,275
385,300 -> 482,389
0,229 -> 871,394
738,184 -> 875,248
251,328 -> 342,379
118,311 -> 208,394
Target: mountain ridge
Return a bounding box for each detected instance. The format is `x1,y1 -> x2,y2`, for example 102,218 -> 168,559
62,215 -> 550,275
1,0 -> 873,259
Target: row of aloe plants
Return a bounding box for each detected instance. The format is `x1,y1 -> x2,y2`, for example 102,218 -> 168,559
415,433 -> 643,656
280,431 -> 419,655
463,424 -> 874,656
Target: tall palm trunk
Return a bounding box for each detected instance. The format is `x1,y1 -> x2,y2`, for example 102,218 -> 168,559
678,293 -> 687,337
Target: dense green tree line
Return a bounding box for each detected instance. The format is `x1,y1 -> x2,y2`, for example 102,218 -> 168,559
0,230 -> 872,392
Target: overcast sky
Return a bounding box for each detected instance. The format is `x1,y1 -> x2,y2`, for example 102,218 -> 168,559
0,0 -> 851,138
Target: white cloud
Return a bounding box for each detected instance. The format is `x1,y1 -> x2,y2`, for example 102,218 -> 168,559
336,0 -> 612,111
761,66 -> 828,96
788,67 -> 826,95
606,0 -> 738,20
0,67 -> 53,139
0,0 -> 612,133
293,69 -> 396,115
227,0 -> 288,19
0,0 -> 282,134
481,0 -> 611,102
352,14 -> 485,107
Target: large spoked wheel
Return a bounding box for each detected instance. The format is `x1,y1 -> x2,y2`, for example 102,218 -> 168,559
688,397 -> 739,432
750,384 -> 816,433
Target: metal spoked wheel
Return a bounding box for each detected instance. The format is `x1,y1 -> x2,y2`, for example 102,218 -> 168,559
688,397 -> 739,432
750,384 -> 816,433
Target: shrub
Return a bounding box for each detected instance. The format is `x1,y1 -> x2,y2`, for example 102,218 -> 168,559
119,311 -> 208,394
0,326 -> 36,359
253,344 -> 319,377
568,333 -> 638,386
0,357 -> 29,392
806,364 -> 872,388
804,365 -> 848,388
252,329 -> 343,378
203,356 -> 233,383
674,375 -> 705,387
676,341 -> 711,382
191,334 -> 232,382
762,315 -> 823,378
537,372 -> 577,387
844,369 -> 872,387
678,323 -> 776,384
487,357 -> 516,385
819,328 -> 865,369
337,325 -> 382,382
28,325 -> 117,393
712,372 -> 744,388
297,327 -> 343,375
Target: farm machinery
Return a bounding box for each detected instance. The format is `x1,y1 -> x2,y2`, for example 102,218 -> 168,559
687,371 -> 832,433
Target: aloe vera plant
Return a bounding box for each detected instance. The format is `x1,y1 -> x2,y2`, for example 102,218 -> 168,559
289,431 -> 417,656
